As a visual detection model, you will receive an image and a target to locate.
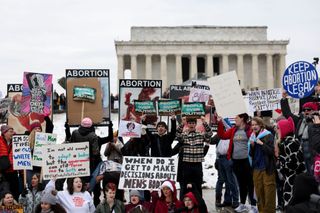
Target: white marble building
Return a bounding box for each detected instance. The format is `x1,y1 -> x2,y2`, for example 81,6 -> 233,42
115,26 -> 289,90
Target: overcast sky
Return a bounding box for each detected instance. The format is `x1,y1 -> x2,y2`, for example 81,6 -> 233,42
0,0 -> 319,97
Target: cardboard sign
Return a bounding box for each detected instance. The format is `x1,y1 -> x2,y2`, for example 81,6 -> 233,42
189,85 -> 211,104
134,100 -> 156,115
282,61 -> 318,98
118,120 -> 141,138
0,98 -> 11,123
42,142 -> 90,180
119,156 -> 178,190
182,102 -> 205,117
208,71 -> 248,118
247,88 -> 282,112
66,69 -> 110,126
33,132 -> 57,167
12,135 -> 32,170
21,72 -> 52,115
158,99 -> 181,116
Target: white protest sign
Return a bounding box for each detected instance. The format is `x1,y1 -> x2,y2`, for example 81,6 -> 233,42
119,156 -> 178,190
12,135 -> 32,170
247,88 -> 282,112
189,85 -> 211,104
208,71 -> 248,118
42,142 -> 90,180
33,132 -> 57,167
118,120 -> 141,138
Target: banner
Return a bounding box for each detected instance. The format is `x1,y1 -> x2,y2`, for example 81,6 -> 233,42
21,72 -> 52,115
282,61 -> 318,98
246,88 -> 282,112
119,79 -> 161,125
158,99 -> 181,116
0,98 -> 11,123
208,71 -> 248,118
66,69 -> 110,126
188,84 -> 211,104
182,102 -> 205,117
118,120 -> 141,138
119,156 -> 178,190
33,132 -> 57,167
42,142 -> 90,180
134,100 -> 157,115
12,135 -> 32,170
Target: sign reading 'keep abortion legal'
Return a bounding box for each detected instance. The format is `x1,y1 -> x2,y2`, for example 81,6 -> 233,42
282,61 -> 318,98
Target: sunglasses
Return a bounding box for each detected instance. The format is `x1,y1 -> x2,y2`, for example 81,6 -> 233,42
302,108 -> 313,112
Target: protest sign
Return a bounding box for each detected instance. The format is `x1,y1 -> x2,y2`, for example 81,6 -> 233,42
118,120 -> 141,138
42,142 -> 90,180
247,88 -> 282,112
0,98 -> 11,123
21,72 -> 52,115
12,135 -> 32,170
134,100 -> 156,115
33,132 -> 57,167
208,71 -> 248,118
282,61 -> 318,98
119,79 -> 161,125
158,99 -> 181,116
119,156 -> 178,190
189,84 -> 211,104
66,69 -> 110,126
182,102 -> 205,117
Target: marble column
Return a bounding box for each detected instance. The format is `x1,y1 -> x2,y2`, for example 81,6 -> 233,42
237,54 -> 244,88
266,54 -> 274,88
279,54 -> 286,87
176,54 -> 182,84
222,54 -> 229,74
252,54 -> 259,88
145,54 -> 152,79
160,54 -> 167,90
206,54 -> 213,77
117,54 -> 124,79
131,54 -> 137,79
190,54 -> 197,79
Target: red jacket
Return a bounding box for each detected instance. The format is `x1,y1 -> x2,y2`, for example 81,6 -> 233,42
217,121 -> 252,160
0,136 -> 14,173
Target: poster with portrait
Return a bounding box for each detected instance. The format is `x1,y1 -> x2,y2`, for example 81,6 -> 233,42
21,72 -> 52,115
66,69 -> 110,126
0,98 -> 11,123
118,120 -> 142,138
7,84 -> 48,134
119,79 -> 162,126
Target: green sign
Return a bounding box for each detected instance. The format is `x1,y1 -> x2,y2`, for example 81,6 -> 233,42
134,100 -> 156,115
73,86 -> 96,102
158,99 -> 181,116
182,102 -> 205,117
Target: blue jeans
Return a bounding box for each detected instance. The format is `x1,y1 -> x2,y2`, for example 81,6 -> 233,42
219,156 -> 239,204
215,159 -> 225,200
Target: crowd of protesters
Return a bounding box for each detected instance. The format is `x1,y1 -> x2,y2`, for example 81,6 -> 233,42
1,88 -> 320,213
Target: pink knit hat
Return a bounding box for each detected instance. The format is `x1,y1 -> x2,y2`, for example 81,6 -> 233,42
277,117 -> 295,139
29,121 -> 42,132
81,117 -> 93,128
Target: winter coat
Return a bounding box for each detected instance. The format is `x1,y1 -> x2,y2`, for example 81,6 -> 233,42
95,199 -> 125,213
307,123 -> 320,159
0,136 -> 14,173
125,201 -> 153,213
19,187 -> 43,213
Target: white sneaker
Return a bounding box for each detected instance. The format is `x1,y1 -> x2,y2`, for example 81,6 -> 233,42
248,206 -> 258,213
234,204 -> 248,212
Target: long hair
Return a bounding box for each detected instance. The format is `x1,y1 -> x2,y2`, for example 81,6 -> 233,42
252,117 -> 266,130
28,129 -> 36,150
66,177 -> 85,195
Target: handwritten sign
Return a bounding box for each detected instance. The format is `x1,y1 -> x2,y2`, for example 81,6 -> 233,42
33,132 -> 57,167
282,61 -> 318,98
119,156 -> 178,190
134,100 -> 156,115
208,71 -> 248,118
118,120 -> 141,138
12,135 -> 32,170
189,85 -> 211,104
158,99 -> 181,116
181,102 -> 205,117
42,142 -> 90,180
247,88 -> 282,111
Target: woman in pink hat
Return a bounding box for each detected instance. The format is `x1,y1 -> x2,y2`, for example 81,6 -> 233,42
276,117 -> 306,209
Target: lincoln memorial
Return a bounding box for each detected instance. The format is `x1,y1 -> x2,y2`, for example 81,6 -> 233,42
115,26 -> 289,90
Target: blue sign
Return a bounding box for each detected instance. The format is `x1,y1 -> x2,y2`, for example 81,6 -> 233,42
282,61 -> 318,98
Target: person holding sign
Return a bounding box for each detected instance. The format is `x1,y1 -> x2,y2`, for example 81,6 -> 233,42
176,116 -> 212,197
217,113 -> 257,212
0,125 -> 20,201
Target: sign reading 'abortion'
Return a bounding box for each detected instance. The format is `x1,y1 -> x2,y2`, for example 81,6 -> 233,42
282,61 -> 318,98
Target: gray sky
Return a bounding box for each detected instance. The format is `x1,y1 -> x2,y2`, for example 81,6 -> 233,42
0,0 -> 319,97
